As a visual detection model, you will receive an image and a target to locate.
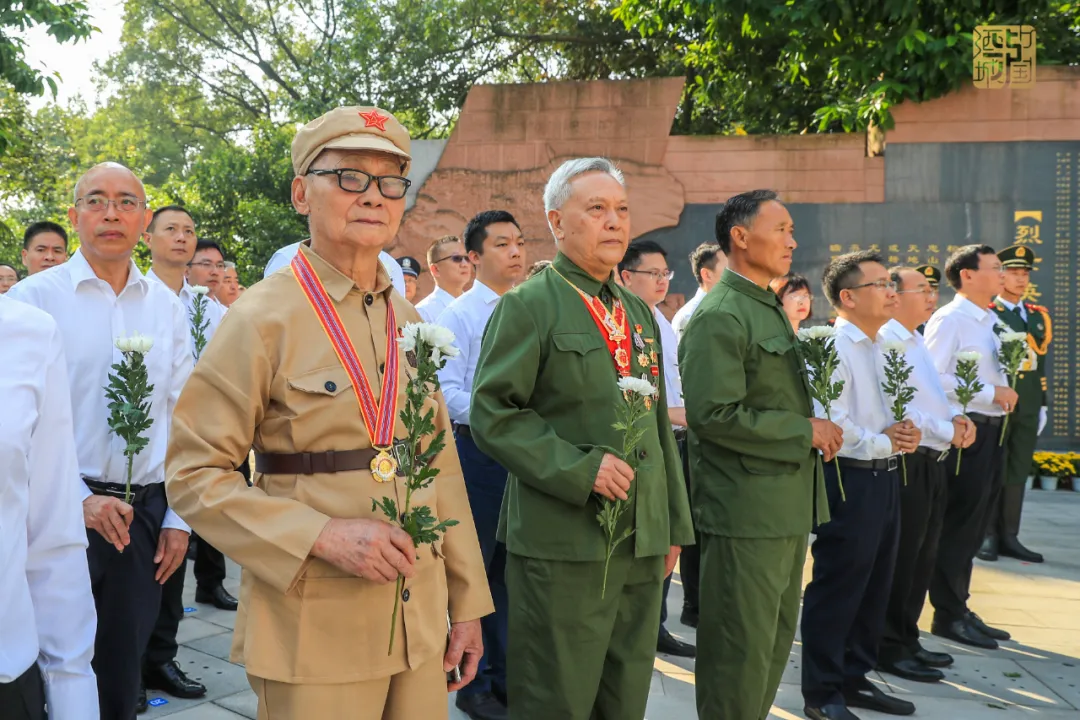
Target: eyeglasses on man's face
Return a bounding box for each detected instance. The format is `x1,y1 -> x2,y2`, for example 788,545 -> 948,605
306,168 -> 412,199
897,287 -> 939,297
76,195 -> 145,214
847,279 -> 897,292
189,260 -> 226,271
626,268 -> 674,282
433,254 -> 470,265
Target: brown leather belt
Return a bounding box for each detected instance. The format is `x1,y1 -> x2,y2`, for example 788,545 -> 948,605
255,448 -> 404,476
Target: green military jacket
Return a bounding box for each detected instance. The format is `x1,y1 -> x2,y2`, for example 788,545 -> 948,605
469,252 -> 695,561
992,298 -> 1050,417
678,269 -> 827,538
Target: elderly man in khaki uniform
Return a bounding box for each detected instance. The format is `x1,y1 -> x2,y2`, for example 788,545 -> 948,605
166,106 -> 493,720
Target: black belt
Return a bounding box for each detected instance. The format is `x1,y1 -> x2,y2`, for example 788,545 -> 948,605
913,446 -> 951,463
837,456 -> 900,472
455,424 -> 472,438
83,478 -> 163,503
255,447 -> 405,476
968,412 -> 1005,428
672,427 -> 688,442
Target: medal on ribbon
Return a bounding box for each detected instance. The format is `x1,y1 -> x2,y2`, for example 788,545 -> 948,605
553,268 -> 632,378
292,251 -> 401,482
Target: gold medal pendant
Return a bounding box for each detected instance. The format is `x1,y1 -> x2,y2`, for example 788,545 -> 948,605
371,448 -> 398,483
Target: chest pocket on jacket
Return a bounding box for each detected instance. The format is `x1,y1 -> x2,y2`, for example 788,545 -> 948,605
285,366 -> 355,418
758,334 -> 794,356
747,334 -> 802,407
550,332 -> 607,393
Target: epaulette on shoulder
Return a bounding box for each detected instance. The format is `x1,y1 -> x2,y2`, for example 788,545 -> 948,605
1025,302 -> 1049,313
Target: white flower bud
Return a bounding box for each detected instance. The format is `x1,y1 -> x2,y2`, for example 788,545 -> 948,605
882,340 -> 907,355
191,285 -> 210,296
617,376 -> 657,398
115,336 -> 132,352
956,351 -> 982,363
999,331 -> 1028,344
797,325 -> 836,341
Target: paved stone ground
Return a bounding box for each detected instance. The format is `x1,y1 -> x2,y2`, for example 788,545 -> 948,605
145,488 -> 1080,719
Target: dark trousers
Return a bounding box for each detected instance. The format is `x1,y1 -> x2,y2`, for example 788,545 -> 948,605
455,430 -> 509,700
929,419 -> 1004,624
87,483 -> 167,720
145,557 -> 187,667
0,664 -> 46,720
660,433 -> 699,625
880,451 -> 949,663
801,462 -> 900,707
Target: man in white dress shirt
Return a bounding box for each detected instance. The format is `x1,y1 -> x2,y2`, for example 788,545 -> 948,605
263,239 -> 406,296
672,242 -> 724,342
416,234 -> 472,322
924,244 -> 1017,650
143,207 -> 233,706
618,239 -> 697,657
877,267 -> 976,684
0,296 -> 98,720
438,210 -> 524,720
8,162 -> 194,720
800,251 -> 921,720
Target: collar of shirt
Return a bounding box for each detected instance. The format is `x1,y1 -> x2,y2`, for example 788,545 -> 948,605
299,242 -> 393,302
469,279 -> 501,306
427,285 -> 455,306
881,317 -> 915,343
690,287 -> 707,303
719,267 -> 778,307
834,316 -> 876,346
68,248 -> 147,297
551,252 -> 619,299
950,293 -> 992,324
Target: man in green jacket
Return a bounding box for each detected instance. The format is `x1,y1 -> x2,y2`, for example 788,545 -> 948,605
470,157 -> 694,720
679,189 -> 844,720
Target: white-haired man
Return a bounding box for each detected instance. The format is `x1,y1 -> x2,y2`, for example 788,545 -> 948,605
470,157 -> 694,719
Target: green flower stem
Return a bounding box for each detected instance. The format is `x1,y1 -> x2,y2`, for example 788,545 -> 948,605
999,374 -> 1018,446
125,453 -> 134,504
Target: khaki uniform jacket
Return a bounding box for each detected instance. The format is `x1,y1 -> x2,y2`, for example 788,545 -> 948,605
165,243 -> 493,684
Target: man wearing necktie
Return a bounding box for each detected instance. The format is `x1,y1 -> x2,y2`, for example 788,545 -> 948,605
977,244 -> 1049,563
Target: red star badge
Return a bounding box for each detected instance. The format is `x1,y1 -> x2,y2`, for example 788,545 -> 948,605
359,109 -> 389,132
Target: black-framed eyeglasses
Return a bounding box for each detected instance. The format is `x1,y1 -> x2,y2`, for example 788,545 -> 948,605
625,268 -> 674,281
847,280 -> 897,291
433,254 -> 470,265
306,168 -> 412,199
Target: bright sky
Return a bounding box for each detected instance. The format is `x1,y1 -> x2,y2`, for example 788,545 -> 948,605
22,0 -> 124,109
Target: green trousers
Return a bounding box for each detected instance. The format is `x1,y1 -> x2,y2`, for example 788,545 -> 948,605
505,550 -> 664,720
697,533 -> 806,720
1003,410 -> 1039,487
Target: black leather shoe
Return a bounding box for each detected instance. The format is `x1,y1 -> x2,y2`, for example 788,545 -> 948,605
967,611 -> 1011,641
878,658 -> 944,683
144,660 -> 207,699
843,680 -> 915,715
931,618 -> 998,649
999,535 -> 1044,563
914,648 -> 954,668
804,703 -> 860,720
680,606 -> 699,629
976,535 -> 999,562
137,682 -> 147,714
455,691 -> 508,720
657,626 -> 696,657
196,584 -> 238,611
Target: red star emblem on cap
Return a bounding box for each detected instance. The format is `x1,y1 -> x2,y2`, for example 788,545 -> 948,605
359,109 -> 389,132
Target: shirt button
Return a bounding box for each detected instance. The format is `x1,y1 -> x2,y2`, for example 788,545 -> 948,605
324,381 -> 336,392
365,294 -> 374,306
402,588 -> 410,602
379,363 -> 385,374
638,449 -> 648,461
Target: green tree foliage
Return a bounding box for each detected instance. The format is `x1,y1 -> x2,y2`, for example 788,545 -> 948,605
615,0 -> 1079,134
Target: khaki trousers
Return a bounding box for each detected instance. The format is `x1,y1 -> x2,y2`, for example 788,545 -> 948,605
250,652 -> 448,720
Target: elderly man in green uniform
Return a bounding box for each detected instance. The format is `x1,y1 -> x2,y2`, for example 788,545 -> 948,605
680,189 -> 844,720
470,157 -> 694,720
977,244 -> 1049,563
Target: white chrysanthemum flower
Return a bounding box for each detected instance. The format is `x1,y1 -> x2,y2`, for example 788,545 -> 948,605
115,333 -> 154,353
115,336 -> 132,352
999,331 -> 1028,344
617,376 -> 657,398
191,285 -> 211,296
956,350 -> 982,363
400,322 -> 459,360
882,340 -> 906,355
797,325 -> 836,341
